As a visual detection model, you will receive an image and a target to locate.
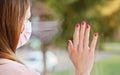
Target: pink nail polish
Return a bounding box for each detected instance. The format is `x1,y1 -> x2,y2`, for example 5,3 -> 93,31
94,33 -> 98,37
81,21 -> 85,25
68,40 -> 70,44
86,25 -> 89,29
76,24 -> 80,28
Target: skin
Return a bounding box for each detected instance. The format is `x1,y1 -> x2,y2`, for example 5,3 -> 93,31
21,6 -> 31,33
68,21 -> 98,75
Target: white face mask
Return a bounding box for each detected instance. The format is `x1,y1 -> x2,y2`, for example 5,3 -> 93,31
17,6 -> 32,48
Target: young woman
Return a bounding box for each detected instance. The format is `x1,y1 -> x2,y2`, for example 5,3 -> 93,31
0,0 -> 39,75
0,0 -> 98,75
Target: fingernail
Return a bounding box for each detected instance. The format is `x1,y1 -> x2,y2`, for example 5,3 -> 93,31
94,33 -> 98,37
68,40 -> 70,44
81,21 -> 85,25
86,24 -> 89,29
76,23 -> 80,28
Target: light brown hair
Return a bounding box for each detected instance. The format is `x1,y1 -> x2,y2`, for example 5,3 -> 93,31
0,0 -> 30,64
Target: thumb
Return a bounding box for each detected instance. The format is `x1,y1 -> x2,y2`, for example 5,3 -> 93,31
68,40 -> 73,55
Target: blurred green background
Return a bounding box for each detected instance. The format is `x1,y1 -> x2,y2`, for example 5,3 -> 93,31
32,0 -> 120,49
17,0 -> 120,75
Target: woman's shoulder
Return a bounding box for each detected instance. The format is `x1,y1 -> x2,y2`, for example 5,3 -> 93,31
0,59 -> 40,75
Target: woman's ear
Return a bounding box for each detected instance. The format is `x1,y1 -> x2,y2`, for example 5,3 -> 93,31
25,6 -> 31,20
21,6 -> 31,33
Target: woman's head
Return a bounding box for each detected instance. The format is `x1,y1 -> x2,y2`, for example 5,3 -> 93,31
0,0 -> 30,63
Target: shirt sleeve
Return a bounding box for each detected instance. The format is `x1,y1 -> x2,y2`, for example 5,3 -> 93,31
17,22 -> 32,48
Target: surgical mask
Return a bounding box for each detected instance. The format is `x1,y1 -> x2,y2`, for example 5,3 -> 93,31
17,6 -> 32,48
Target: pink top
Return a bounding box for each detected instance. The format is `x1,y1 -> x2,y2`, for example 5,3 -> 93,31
0,59 -> 40,75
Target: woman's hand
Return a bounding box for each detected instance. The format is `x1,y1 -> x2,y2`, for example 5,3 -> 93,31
68,21 -> 98,75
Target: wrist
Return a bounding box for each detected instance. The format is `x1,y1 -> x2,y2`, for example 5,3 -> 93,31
75,70 -> 90,75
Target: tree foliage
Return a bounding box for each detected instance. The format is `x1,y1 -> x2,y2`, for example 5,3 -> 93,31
34,0 -> 120,48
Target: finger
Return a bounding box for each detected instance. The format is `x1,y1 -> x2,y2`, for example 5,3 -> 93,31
90,33 -> 98,53
68,40 -> 74,55
84,24 -> 90,48
73,23 -> 80,50
79,21 -> 86,50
